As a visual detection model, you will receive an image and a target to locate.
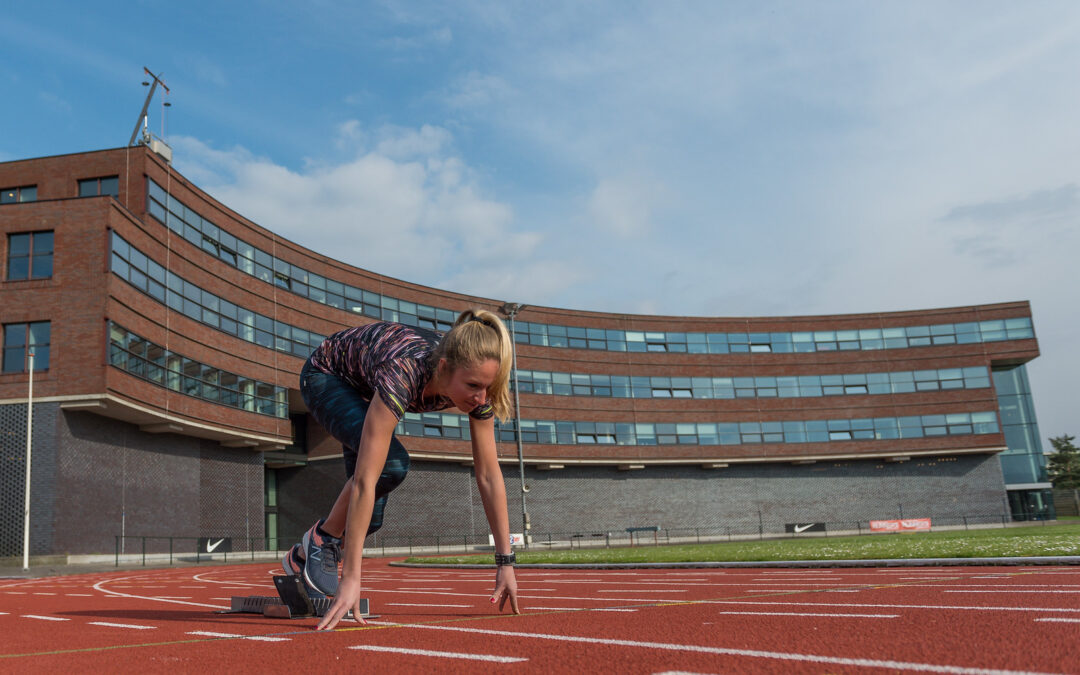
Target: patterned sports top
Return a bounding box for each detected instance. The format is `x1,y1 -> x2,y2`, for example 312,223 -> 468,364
308,322 -> 494,421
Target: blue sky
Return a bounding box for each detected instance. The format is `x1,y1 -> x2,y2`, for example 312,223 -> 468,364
2,1 -> 1079,442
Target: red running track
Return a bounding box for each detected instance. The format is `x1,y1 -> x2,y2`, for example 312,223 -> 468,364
1,560 -> 1078,673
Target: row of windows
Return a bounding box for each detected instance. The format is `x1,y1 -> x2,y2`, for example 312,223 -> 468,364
1,176 -> 117,205
108,322 -> 288,418
110,232 -> 324,358
2,185 -> 37,203
508,318 -> 1035,353
146,179 -> 1035,355
516,366 -> 991,399
399,410 -> 1000,446
2,321 -> 50,372
112,232 -> 1006,406
5,231 -> 53,281
147,180 -> 458,332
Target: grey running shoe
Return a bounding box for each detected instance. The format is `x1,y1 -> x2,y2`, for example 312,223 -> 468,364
301,519 -> 342,596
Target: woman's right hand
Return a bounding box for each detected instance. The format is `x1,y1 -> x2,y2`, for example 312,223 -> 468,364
316,574 -> 367,630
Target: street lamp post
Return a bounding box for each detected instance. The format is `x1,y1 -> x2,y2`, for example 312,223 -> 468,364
22,351 -> 34,571
498,302 -> 530,549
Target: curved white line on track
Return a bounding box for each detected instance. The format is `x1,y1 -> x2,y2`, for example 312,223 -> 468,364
190,570 -> 276,588
93,576 -> 228,610
402,623 -> 1060,675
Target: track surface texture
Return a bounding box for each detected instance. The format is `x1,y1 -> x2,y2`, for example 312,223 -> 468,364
1,559 -> 1077,674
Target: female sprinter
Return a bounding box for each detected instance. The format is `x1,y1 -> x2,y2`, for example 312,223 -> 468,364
281,308 -> 521,630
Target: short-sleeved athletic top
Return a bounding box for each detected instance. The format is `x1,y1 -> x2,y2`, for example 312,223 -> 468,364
307,321 -> 494,421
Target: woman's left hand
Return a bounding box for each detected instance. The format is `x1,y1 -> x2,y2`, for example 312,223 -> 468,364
490,564 -> 520,614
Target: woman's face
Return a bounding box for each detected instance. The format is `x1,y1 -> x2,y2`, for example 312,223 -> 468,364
440,358 -> 499,412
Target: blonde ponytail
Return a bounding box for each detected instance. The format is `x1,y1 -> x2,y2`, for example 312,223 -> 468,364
430,308 -> 514,422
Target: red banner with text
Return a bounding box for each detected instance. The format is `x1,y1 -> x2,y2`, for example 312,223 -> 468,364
869,518 -> 932,532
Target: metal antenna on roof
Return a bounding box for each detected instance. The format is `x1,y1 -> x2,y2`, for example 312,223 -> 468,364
128,67 -> 170,147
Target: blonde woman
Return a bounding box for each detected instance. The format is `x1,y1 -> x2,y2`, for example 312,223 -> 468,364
282,308 -> 521,630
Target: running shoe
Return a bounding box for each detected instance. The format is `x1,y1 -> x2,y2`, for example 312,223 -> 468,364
302,519 -> 343,597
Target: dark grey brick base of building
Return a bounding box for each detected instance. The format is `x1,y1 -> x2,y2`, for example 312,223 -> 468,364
274,451 -> 1010,547
1,400 -> 1011,556
0,403 -> 263,557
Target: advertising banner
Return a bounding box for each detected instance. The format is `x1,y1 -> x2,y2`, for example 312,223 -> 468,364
785,522 -> 826,534
489,533 -> 527,546
869,518 -> 931,533
198,537 -> 232,553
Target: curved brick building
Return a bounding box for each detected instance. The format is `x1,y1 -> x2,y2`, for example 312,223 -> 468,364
0,145 -> 1053,558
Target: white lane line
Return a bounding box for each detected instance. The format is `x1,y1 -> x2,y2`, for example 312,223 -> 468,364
365,588 -> 682,603
32,592 -> 57,595
944,590 -> 1080,594
66,594 -> 93,597
93,577 -> 228,610
716,611 -> 899,619
598,589 -> 686,594
387,603 -> 471,608
349,644 -> 526,663
89,621 -> 157,630
524,606 -> 637,613
396,587 -> 454,591
708,600 -> 1080,614
22,615 -> 69,621
186,631 -> 289,642
403,623 -> 1056,675
0,612 -> 7,615
1034,618 -> 1080,624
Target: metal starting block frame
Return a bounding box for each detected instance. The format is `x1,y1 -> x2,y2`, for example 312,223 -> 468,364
219,574 -> 373,620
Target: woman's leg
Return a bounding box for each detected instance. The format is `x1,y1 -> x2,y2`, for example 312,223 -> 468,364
299,358 -> 411,538
324,435 -> 410,537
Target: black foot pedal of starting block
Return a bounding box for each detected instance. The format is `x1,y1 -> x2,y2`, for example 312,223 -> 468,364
218,574 -> 373,620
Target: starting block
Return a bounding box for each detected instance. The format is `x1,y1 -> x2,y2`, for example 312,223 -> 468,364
219,574 -> 374,620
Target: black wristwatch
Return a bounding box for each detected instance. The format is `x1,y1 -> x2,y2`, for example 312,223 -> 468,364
494,552 -> 517,567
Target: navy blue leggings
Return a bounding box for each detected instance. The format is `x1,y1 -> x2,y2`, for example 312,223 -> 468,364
300,358 -> 410,535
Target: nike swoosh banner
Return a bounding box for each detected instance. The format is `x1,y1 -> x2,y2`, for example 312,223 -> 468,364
198,537 -> 233,553
784,522 -> 826,534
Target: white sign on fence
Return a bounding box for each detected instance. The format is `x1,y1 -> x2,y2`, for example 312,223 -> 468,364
488,533 -> 526,547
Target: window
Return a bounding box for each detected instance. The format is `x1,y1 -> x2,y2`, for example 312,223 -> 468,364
1,185 -> 37,203
2,321 -> 50,372
78,176 -> 119,198
6,231 -> 53,280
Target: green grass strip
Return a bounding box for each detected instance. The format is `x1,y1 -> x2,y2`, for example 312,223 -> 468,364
405,523 -> 1080,565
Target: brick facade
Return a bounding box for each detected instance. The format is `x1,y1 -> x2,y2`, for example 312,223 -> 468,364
0,147 -> 1042,554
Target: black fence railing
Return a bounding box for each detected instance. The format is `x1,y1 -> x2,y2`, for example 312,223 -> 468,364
114,512 -> 1059,567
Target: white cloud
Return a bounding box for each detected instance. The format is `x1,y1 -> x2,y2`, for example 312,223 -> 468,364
443,71 -> 511,109
177,53 -> 228,87
170,124 -> 575,305
587,177 -> 662,238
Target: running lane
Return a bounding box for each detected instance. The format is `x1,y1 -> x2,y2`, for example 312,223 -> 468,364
0,561 -> 1076,673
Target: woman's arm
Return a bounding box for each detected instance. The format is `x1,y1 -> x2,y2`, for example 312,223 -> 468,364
316,395 -> 399,630
470,415 -> 521,614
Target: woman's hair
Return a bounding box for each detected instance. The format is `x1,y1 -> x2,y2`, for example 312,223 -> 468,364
430,308 -> 514,422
